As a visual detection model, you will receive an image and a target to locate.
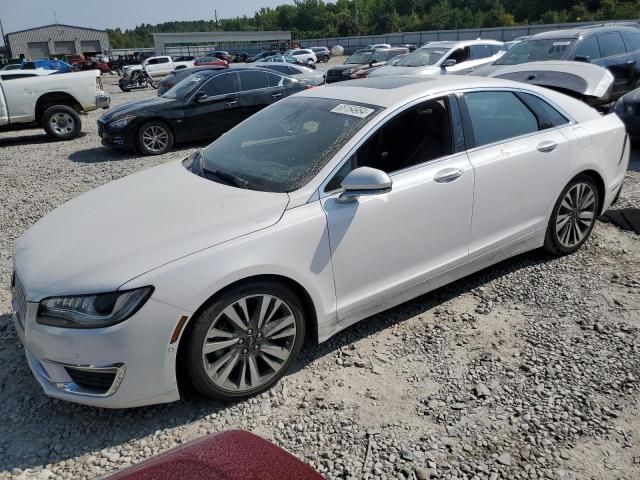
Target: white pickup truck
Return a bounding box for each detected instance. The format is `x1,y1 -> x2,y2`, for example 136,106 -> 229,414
0,70 -> 110,141
123,56 -> 195,78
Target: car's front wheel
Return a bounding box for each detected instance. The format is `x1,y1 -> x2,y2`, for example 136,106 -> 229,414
136,121 -> 174,155
185,282 -> 305,401
544,175 -> 599,255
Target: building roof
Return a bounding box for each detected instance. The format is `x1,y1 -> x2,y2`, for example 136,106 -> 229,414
7,24 -> 107,36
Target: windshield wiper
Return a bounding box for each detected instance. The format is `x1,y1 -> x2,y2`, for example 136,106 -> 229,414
192,150 -> 249,188
202,167 -> 249,189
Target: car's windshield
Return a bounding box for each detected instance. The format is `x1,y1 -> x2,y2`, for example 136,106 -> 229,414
194,97 -> 382,193
346,50 -> 374,64
396,47 -> 448,67
495,38 -> 575,65
162,71 -> 214,99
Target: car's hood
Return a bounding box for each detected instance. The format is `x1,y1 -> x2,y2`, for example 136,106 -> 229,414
475,61 -> 614,99
100,96 -> 179,122
620,87 -> 640,103
368,65 -> 440,77
13,160 -> 290,301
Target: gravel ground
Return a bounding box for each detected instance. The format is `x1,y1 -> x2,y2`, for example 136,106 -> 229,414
1,64 -> 639,480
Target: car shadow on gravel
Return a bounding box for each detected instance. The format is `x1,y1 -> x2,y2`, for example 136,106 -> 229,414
0,250 -> 556,473
68,143 -> 207,163
0,132 -> 87,147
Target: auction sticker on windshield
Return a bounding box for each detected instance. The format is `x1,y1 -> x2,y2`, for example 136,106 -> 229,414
331,104 -> 375,118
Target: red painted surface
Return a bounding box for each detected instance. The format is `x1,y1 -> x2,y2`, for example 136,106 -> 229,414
108,430 -> 325,480
194,59 -> 228,67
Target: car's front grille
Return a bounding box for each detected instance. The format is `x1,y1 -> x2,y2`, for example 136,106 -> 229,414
65,367 -> 117,394
11,272 -> 27,332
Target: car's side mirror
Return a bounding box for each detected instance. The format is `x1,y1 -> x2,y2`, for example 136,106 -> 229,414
194,91 -> 208,102
442,59 -> 457,68
574,55 -> 591,63
337,167 -> 392,204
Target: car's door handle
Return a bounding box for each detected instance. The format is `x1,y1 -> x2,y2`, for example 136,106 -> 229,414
626,60 -> 636,65
225,100 -> 238,106
272,93 -> 283,99
466,68 -> 474,73
434,168 -> 463,183
537,141 -> 558,153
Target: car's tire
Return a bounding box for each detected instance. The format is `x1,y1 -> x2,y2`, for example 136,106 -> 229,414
543,174 -> 599,256
307,59 -> 316,69
185,281 -> 306,402
42,105 -> 82,141
136,121 -> 174,155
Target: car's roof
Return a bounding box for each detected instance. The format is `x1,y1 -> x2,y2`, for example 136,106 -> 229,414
297,75 -> 542,108
531,25 -> 639,40
421,39 -> 503,49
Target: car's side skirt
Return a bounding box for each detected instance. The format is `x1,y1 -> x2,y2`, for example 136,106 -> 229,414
317,226 -> 547,343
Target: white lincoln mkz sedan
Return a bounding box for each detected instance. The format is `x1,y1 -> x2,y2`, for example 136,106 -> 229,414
12,76 -> 629,408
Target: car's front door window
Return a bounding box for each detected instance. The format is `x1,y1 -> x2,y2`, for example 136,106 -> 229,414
200,73 -> 236,97
325,97 -> 454,191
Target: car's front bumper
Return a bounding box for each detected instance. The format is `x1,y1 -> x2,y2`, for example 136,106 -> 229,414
98,121 -> 137,151
96,94 -> 111,109
12,293 -> 188,408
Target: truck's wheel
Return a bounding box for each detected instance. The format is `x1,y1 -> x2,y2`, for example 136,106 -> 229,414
42,106 -> 82,141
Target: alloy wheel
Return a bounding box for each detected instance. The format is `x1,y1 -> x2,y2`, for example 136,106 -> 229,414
555,182 -> 596,248
201,294 -> 297,392
142,125 -> 169,153
49,112 -> 75,136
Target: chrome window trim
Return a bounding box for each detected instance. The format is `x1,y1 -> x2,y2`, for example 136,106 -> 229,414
316,86 -> 576,199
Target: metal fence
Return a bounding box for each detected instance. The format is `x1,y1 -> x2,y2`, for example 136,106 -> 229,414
298,20 -> 639,53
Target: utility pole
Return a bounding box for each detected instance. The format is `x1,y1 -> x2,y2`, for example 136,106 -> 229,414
53,9 -> 58,25
214,10 -> 218,30
0,16 -> 6,47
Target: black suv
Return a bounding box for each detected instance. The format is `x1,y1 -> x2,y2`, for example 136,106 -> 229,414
475,25 -> 640,100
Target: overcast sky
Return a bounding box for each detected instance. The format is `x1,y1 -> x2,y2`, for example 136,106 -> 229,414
0,0 -> 299,39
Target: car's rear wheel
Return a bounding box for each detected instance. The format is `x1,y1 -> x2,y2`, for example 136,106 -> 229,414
42,105 -> 82,140
185,282 -> 305,401
136,121 -> 174,155
544,175 -> 599,255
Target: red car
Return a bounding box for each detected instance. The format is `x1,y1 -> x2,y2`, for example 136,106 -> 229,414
107,430 -> 324,480
194,56 -> 228,67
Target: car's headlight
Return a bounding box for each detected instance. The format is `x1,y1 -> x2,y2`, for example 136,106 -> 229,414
37,287 -> 153,329
109,115 -> 135,129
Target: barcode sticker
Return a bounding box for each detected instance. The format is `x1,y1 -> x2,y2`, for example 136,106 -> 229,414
331,104 -> 375,118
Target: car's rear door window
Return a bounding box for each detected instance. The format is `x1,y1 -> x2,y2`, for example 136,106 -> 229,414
597,33 -> 627,57
518,93 -> 570,128
463,91 -> 539,147
238,71 -> 270,91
